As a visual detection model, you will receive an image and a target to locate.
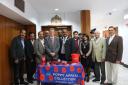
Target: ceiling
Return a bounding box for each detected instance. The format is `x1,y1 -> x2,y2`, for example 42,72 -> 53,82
27,0 -> 128,15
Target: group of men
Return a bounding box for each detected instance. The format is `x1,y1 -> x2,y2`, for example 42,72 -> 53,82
10,26 -> 123,85
10,28 -> 81,85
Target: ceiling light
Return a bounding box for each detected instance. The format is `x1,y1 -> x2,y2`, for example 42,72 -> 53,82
54,8 -> 59,11
124,14 -> 128,19
112,8 -> 117,12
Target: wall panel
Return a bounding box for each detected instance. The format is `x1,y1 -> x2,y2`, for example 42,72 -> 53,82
0,15 -> 36,85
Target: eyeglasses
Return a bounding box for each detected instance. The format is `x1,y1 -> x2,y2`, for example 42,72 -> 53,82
108,30 -> 114,31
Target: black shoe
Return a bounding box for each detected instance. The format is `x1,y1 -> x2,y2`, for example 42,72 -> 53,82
84,77 -> 90,82
108,83 -> 112,85
92,79 -> 100,82
28,80 -> 33,84
14,82 -> 19,85
20,81 -> 28,85
104,83 -> 112,85
100,81 -> 104,85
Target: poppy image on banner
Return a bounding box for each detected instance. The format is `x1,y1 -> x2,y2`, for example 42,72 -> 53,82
54,66 -> 58,72
48,75 -> 54,81
70,66 -> 74,72
40,74 -> 45,81
81,80 -> 85,85
77,67 -> 81,73
62,67 -> 67,73
45,66 -> 50,71
82,71 -> 85,78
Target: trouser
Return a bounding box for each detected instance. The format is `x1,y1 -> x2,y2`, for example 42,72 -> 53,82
13,59 -> 25,83
27,58 -> 36,81
105,61 -> 119,85
59,54 -> 67,61
94,61 -> 106,82
81,57 -> 91,79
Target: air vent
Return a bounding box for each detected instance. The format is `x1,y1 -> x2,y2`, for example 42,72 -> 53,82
15,0 -> 25,12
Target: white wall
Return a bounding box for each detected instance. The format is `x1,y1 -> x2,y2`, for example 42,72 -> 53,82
39,12 -> 81,33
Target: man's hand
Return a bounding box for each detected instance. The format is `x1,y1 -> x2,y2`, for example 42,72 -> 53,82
86,53 -> 89,57
82,55 -> 86,58
50,52 -> 56,57
116,61 -> 120,64
30,59 -> 33,62
101,59 -> 105,62
14,59 -> 19,63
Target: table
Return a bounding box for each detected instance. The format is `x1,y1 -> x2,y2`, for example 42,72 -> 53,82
34,63 -> 85,85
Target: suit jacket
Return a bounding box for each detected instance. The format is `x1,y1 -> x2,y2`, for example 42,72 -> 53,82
34,39 -> 45,64
10,36 -> 26,60
92,37 -> 106,62
69,37 -> 80,54
59,36 -> 71,61
44,36 -> 60,61
106,35 -> 123,63
26,40 -> 35,60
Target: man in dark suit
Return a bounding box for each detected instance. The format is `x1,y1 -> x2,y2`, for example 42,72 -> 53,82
59,29 -> 71,61
26,32 -> 36,84
105,26 -> 123,85
70,31 -> 80,54
45,28 -> 60,62
10,29 -> 28,85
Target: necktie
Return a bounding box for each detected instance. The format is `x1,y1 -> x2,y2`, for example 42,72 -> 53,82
51,37 -> 54,45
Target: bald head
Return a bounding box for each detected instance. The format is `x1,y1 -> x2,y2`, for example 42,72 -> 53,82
95,30 -> 100,38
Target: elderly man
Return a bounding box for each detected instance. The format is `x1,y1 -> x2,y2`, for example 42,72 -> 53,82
92,30 -> 106,85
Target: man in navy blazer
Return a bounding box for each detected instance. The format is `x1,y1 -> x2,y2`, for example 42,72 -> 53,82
59,29 -> 71,61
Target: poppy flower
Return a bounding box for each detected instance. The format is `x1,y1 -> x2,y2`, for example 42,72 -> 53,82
77,68 -> 81,73
54,66 -> 58,72
82,72 -> 85,78
62,67 -> 66,73
70,66 -> 74,72
81,80 -> 85,85
48,75 -> 53,81
40,74 -> 45,81
45,66 -> 50,71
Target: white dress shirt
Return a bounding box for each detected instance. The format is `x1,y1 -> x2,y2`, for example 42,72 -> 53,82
40,39 -> 44,46
109,34 -> 115,45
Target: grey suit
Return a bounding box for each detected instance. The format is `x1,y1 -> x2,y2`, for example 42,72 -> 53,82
34,39 -> 45,64
92,37 -> 106,82
44,36 -> 60,61
106,35 -> 123,63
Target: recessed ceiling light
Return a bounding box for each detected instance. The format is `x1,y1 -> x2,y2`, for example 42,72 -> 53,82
112,8 -> 117,12
54,8 -> 59,11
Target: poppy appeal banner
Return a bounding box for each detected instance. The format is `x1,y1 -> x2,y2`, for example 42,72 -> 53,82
34,63 -> 85,85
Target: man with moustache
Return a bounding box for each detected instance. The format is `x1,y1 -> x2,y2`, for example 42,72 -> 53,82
26,32 -> 36,84
105,26 -> 123,85
10,29 -> 28,85
59,29 -> 71,61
